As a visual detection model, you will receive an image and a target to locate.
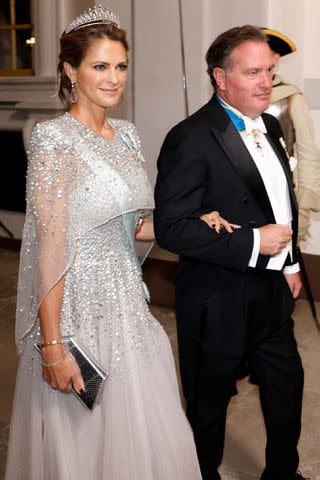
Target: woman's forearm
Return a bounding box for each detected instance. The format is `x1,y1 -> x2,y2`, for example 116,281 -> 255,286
38,277 -> 64,342
38,275 -> 84,393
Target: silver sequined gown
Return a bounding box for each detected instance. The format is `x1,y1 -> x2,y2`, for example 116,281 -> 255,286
5,114 -> 201,480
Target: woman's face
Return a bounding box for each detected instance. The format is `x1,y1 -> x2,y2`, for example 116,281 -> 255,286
66,36 -> 128,110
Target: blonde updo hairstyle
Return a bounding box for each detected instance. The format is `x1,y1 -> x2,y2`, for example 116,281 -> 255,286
57,23 -> 129,111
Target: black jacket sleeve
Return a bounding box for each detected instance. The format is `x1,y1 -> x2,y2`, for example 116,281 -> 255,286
154,125 -> 254,272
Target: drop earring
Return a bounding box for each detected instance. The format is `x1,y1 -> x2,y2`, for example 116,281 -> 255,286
70,81 -> 78,104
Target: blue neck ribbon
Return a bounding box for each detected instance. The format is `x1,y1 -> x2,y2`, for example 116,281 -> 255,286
217,96 -> 246,133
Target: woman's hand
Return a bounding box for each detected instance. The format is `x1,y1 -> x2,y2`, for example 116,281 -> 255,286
200,211 -> 241,233
41,344 -> 85,394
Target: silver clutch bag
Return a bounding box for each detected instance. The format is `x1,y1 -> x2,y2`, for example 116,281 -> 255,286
35,337 -> 107,411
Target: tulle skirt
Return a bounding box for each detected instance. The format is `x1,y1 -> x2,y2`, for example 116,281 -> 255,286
6,221 -> 201,480
5,333 -> 201,479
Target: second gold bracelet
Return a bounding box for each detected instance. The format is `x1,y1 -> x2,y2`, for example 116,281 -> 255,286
41,352 -> 68,367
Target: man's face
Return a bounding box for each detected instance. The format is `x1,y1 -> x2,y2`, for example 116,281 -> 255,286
214,40 -> 275,118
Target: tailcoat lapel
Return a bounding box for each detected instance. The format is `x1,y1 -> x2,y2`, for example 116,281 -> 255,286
262,114 -> 299,215
207,96 -> 275,223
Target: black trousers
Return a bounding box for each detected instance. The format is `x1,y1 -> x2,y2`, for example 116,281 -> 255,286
176,268 -> 304,480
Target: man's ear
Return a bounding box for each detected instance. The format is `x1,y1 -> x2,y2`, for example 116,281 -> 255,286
63,61 -> 76,83
213,67 -> 226,91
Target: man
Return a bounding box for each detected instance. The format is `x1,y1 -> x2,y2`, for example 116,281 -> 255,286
154,26 -> 307,480
262,28 -> 320,243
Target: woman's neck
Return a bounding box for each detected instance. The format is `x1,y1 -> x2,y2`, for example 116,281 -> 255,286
68,104 -> 115,140
69,103 -> 106,130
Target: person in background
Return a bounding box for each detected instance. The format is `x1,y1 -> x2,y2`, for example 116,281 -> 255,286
262,28 -> 320,243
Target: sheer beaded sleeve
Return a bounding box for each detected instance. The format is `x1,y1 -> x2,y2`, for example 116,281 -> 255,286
15,122 -> 77,353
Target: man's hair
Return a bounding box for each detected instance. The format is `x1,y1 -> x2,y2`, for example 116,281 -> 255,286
205,25 -> 268,89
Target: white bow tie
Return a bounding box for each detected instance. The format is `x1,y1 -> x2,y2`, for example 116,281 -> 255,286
243,116 -> 267,135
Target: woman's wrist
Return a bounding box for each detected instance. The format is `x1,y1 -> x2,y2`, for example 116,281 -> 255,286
40,338 -> 63,347
41,351 -> 68,367
41,343 -> 66,361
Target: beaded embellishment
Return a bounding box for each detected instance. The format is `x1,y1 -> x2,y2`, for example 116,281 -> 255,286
65,5 -> 120,34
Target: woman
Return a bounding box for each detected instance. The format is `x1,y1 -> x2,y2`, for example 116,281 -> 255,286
5,6 -> 237,479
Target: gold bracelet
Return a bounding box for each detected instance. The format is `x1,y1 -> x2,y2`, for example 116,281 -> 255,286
41,352 -> 67,367
40,339 -> 63,348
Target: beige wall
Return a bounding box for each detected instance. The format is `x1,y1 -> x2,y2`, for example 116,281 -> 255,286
133,0 -> 187,186
300,0 -> 320,254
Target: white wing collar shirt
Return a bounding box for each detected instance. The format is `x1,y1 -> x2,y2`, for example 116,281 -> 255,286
219,98 -> 299,274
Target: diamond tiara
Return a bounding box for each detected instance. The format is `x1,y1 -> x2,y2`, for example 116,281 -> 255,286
65,5 -> 120,35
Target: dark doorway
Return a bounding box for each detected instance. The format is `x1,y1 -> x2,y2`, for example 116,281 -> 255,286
0,130 -> 27,212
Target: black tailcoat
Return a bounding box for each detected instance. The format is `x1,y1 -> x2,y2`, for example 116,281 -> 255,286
154,95 -> 303,479
154,95 -> 298,372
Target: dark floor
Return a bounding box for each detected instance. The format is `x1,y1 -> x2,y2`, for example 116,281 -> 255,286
0,248 -> 319,480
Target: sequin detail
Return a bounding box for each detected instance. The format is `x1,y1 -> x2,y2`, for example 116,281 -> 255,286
60,217 -> 163,377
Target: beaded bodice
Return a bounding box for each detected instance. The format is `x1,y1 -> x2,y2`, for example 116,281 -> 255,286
16,114 -> 154,353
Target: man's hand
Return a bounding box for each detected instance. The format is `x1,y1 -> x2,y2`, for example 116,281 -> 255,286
259,224 -> 292,256
284,272 -> 302,299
